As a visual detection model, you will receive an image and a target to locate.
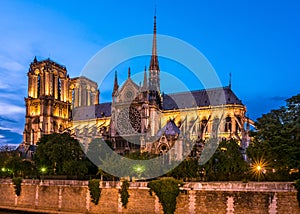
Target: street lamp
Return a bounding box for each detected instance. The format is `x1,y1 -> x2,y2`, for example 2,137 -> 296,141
132,164 -> 146,180
250,158 -> 267,182
256,165 -> 261,171
40,167 -> 47,181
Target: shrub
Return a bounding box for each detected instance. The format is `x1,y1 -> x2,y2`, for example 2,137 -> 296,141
148,178 -> 182,214
88,179 -> 101,205
119,180 -> 130,208
12,177 -> 22,196
294,179 -> 300,207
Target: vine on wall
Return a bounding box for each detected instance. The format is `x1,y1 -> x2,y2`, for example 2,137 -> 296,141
119,180 -> 130,208
148,178 -> 182,214
88,179 -> 101,205
12,177 -> 22,196
295,179 -> 300,207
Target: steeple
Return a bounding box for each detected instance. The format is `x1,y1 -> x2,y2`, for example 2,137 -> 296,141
128,67 -> 131,79
149,14 -> 159,71
149,12 -> 160,92
143,66 -> 147,89
112,71 -> 119,96
33,56 -> 37,63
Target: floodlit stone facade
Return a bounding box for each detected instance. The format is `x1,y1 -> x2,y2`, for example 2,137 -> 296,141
22,16 -> 253,156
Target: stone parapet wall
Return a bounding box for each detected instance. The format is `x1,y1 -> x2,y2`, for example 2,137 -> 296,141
0,179 -> 299,213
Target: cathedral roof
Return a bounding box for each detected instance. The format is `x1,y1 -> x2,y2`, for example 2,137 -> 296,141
157,120 -> 180,137
93,87 -> 243,118
95,102 -> 112,118
162,87 -> 243,110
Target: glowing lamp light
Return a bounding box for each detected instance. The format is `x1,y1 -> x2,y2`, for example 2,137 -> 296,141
40,167 -> 47,173
250,157 -> 268,181
133,164 -> 146,179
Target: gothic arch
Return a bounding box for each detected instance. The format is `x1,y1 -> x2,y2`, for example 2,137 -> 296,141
225,115 -> 232,133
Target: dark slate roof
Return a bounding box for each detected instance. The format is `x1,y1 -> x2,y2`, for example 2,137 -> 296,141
92,87 -> 242,119
157,120 -> 180,137
95,102 -> 112,118
73,106 -> 97,120
162,87 -> 243,110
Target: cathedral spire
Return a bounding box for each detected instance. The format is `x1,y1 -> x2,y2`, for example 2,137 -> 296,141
149,14 -> 159,71
112,70 -> 119,96
128,67 -> 131,78
143,66 -> 147,88
149,12 -> 160,92
33,56 -> 37,63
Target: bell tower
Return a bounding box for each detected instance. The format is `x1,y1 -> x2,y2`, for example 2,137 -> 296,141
23,57 -> 71,145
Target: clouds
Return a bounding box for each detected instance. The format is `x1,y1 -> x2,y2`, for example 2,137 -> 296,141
0,66 -> 27,138
0,103 -> 25,117
0,102 -> 25,143
0,0 -> 298,144
0,81 -> 26,145
0,56 -> 25,72
0,127 -> 22,145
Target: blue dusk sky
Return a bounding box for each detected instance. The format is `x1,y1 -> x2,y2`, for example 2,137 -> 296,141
0,0 -> 299,145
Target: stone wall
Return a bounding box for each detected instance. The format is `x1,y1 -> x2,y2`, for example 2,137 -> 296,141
0,179 -> 299,213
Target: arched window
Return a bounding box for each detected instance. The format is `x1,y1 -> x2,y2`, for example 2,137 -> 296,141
225,116 -> 232,132
37,75 -> 41,97
72,88 -> 75,108
58,77 -> 61,101
200,119 -> 208,133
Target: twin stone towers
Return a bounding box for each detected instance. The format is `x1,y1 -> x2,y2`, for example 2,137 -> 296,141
23,17 -> 250,160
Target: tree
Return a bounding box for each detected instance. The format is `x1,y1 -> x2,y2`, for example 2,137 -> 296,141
1,152 -> 36,178
166,159 -> 199,181
247,94 -> 300,180
203,138 -> 248,181
34,133 -> 88,176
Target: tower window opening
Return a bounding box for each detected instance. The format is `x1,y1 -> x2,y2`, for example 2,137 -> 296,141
58,77 -> 61,101
225,116 -> 232,132
37,75 -> 41,97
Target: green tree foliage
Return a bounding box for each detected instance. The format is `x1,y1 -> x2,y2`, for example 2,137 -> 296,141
87,139 -> 163,179
119,180 -> 130,208
148,178 -> 182,214
295,179 -> 300,207
166,159 -> 199,181
247,94 -> 300,180
203,138 -> 248,181
1,152 -> 36,178
12,177 -> 22,196
88,179 -> 101,205
34,133 -> 88,176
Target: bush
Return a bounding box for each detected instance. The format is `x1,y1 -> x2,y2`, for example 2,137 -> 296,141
148,178 -> 182,214
119,180 -> 130,208
12,177 -> 22,196
294,179 -> 300,207
88,179 -> 101,205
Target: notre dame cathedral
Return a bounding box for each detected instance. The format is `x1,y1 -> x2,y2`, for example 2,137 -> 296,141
22,16 -> 251,158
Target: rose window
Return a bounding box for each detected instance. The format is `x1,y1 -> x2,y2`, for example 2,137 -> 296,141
116,107 -> 141,135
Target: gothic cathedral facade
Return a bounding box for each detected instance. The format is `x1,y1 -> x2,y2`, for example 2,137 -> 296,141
23,16 -> 251,157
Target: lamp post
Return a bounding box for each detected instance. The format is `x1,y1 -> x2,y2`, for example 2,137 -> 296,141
256,165 -> 261,182
40,167 -> 47,181
251,158 -> 267,182
133,164 -> 145,180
